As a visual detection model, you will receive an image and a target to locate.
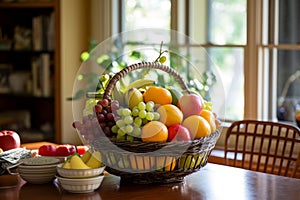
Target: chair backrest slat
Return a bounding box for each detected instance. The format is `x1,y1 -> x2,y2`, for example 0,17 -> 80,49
224,120 -> 300,178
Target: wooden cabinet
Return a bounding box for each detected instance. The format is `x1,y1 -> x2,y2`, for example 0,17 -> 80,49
0,0 -> 61,143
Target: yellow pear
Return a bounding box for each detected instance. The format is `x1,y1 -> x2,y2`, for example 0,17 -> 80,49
178,155 -> 196,170
81,150 -> 92,163
70,154 -> 91,169
62,160 -> 71,169
125,87 -> 143,109
86,151 -> 103,168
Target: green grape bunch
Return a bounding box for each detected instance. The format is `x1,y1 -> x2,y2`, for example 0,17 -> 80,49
111,101 -> 160,141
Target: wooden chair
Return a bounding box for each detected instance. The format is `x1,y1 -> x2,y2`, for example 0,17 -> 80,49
224,120 -> 300,178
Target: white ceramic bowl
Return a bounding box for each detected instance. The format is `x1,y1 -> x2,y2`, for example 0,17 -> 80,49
56,175 -> 104,193
18,163 -> 58,184
20,173 -> 57,184
56,163 -> 105,178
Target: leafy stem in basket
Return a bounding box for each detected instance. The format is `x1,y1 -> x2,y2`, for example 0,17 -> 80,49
154,41 -> 168,64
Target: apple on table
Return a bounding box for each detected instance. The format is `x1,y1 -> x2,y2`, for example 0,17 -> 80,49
0,130 -> 21,151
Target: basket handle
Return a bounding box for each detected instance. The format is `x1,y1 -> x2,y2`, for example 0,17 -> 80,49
103,62 -> 190,99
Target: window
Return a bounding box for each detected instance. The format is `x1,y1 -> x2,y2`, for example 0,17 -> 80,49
123,0 -> 171,30
204,0 -> 246,120
261,0 -> 300,122
108,0 -> 299,125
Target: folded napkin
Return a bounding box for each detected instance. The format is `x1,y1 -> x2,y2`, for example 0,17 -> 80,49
0,148 -> 32,175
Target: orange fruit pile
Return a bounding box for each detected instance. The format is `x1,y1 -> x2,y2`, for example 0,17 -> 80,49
182,115 -> 211,139
141,121 -> 168,142
143,86 -> 172,105
156,104 -> 183,127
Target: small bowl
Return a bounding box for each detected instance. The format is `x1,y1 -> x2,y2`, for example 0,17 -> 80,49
43,156 -> 67,163
56,163 -> 105,178
56,175 -> 104,193
20,173 -> 57,184
17,163 -> 58,184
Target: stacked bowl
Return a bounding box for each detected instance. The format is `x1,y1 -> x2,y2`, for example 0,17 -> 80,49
56,164 -> 105,193
18,157 -> 60,184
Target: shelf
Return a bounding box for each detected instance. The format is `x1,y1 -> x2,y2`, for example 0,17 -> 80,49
0,93 -> 54,99
0,1 -> 54,9
0,0 -> 61,143
0,49 -> 55,55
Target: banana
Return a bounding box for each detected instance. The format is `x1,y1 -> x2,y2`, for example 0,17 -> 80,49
124,79 -> 156,93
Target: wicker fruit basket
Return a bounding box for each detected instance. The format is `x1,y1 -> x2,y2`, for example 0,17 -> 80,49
74,62 -> 221,184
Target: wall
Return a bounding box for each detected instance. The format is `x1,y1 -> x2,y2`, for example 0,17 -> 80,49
60,0 -> 91,144
60,0 -> 112,144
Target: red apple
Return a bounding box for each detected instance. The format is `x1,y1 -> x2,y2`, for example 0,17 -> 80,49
168,124 -> 191,142
56,144 -> 77,156
0,130 -> 21,151
38,144 -> 57,156
178,93 -> 204,117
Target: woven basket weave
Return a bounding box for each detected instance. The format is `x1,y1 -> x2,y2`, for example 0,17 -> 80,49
86,62 -> 221,184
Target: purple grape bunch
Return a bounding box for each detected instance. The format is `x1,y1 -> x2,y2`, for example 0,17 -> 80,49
72,98 -> 120,143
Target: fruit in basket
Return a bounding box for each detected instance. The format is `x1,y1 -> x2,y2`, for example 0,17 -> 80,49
178,155 -> 196,170
0,130 -> 21,151
183,115 -> 211,139
117,155 -> 130,168
167,124 -> 191,142
168,87 -> 183,106
86,151 -> 103,168
200,109 -> 217,133
94,98 -> 118,137
178,93 -> 204,117
113,101 -> 160,141
129,155 -> 154,170
157,104 -> 183,127
104,152 -> 117,166
141,121 -> 168,142
156,156 -> 177,171
143,86 -> 172,105
125,87 -> 144,109
193,154 -> 205,167
124,79 -> 156,92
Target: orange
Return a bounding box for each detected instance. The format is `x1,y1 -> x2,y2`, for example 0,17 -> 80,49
200,109 -> 217,133
141,121 -> 168,142
129,155 -> 155,171
143,86 -> 172,105
156,156 -> 177,171
182,115 -> 211,139
156,104 -> 183,127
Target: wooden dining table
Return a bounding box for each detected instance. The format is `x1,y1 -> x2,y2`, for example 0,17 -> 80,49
1,163 -> 300,200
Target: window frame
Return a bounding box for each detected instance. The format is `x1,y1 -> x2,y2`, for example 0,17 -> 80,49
105,0 -> 297,122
